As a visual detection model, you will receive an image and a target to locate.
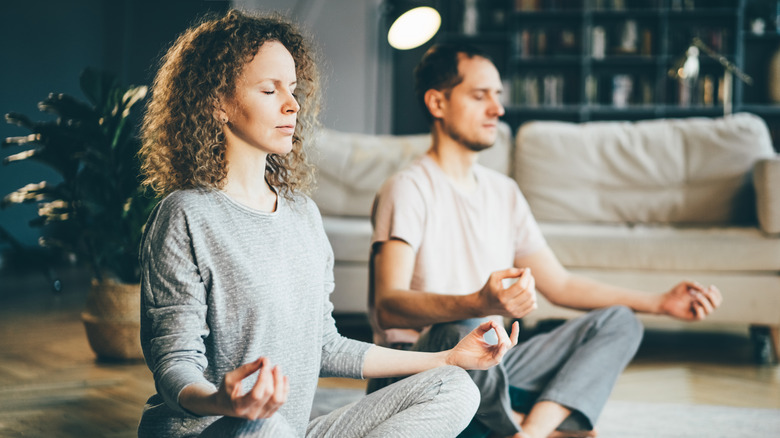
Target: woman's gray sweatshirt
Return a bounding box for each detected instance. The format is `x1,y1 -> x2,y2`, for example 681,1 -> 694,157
138,189 -> 372,437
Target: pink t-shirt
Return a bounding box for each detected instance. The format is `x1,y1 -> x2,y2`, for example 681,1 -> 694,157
370,154 -> 547,344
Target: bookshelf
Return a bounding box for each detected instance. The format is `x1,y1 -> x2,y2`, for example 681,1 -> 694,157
430,0 -> 780,150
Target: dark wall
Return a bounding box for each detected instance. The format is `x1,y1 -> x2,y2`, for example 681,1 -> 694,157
0,0 -> 228,248
391,42 -> 434,135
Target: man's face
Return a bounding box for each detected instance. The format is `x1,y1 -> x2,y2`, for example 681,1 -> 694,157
438,55 -> 505,151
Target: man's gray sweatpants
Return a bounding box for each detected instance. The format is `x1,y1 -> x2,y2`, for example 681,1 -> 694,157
372,305 -> 644,436
199,365 -> 480,437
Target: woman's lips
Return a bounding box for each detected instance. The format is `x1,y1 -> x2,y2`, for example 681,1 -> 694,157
277,125 -> 295,135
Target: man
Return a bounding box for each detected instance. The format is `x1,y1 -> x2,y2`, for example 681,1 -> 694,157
368,44 -> 722,438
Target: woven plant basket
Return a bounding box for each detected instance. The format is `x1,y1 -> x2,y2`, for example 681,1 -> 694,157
81,279 -> 143,361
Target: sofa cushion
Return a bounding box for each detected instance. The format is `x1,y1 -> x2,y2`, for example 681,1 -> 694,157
754,156 -> 780,235
515,113 -> 775,225
311,122 -> 512,217
322,216 -> 372,263
541,222 -> 780,272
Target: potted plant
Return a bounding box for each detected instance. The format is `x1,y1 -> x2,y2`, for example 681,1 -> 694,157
1,68 -> 157,360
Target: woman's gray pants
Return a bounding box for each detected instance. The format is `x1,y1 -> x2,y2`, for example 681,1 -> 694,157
199,365 -> 480,437
370,305 -> 644,436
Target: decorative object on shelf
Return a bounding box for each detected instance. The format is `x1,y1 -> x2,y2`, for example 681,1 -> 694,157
387,5 -> 441,50
675,45 -> 700,107
751,18 -> 766,36
612,74 -> 633,108
617,19 -> 639,54
669,37 -> 752,115
1,68 -> 157,361
592,25 -> 606,59
463,0 -> 478,35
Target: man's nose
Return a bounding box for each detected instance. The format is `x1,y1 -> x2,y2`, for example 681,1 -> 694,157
490,96 -> 505,117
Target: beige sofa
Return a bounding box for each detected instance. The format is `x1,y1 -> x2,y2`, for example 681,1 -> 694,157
311,113 -> 780,362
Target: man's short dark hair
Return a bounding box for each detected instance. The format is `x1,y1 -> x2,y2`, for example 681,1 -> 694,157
414,43 -> 493,123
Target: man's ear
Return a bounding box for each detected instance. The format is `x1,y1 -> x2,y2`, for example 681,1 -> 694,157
424,89 -> 447,120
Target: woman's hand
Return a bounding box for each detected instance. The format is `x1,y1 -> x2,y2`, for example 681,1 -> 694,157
181,357 -> 289,419
215,357 -> 289,420
445,320 -> 520,370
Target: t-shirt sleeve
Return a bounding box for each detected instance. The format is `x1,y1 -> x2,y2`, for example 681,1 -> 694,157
140,197 -> 215,416
370,174 -> 427,252
513,186 -> 548,259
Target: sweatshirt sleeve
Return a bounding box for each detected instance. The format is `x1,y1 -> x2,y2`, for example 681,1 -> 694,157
139,196 -> 216,415
314,203 -> 373,378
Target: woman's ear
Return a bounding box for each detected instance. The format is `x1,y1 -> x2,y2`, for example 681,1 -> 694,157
213,107 -> 228,124
424,89 -> 446,120
213,97 -> 229,124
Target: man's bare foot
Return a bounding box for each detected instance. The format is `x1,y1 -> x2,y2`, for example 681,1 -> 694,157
503,411 -> 598,438
502,410 -> 597,438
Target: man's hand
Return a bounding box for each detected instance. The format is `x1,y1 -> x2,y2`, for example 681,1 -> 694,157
659,281 -> 722,321
477,267 -> 537,318
446,320 -> 520,370
213,357 -> 289,420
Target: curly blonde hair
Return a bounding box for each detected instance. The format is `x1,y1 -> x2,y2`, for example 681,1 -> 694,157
140,10 -> 320,198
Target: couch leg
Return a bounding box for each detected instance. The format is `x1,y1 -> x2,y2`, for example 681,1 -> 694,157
749,325 -> 779,365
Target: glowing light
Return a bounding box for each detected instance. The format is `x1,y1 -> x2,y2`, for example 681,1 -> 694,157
388,7 -> 441,50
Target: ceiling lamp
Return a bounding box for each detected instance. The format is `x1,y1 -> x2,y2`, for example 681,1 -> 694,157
387,6 -> 441,50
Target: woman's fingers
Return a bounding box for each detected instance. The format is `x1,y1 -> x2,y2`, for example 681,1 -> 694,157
225,357 -> 264,398
509,321 -> 520,346
474,320 -> 497,337
248,360 -> 275,405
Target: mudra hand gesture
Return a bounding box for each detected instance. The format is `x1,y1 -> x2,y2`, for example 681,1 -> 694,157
660,281 -> 722,321
446,320 -> 520,370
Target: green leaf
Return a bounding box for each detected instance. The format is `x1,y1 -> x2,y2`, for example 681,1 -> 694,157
80,67 -> 118,110
4,112 -> 34,130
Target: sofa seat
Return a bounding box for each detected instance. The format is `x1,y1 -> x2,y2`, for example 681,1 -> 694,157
321,216 -> 372,314
542,223 -> 780,272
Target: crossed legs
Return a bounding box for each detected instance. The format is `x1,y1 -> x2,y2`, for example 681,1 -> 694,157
201,365 -> 480,437
416,306 -> 644,438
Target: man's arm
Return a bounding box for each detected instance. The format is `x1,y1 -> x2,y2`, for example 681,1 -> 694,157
520,246 -> 722,320
362,320 -> 519,378
372,239 -> 536,330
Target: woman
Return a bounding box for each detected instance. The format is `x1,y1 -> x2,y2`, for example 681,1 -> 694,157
137,10 -> 519,438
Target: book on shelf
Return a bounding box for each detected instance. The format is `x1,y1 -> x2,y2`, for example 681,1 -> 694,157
674,74 -> 722,107
515,0 -> 583,11
515,27 -> 579,57
511,74 -> 565,107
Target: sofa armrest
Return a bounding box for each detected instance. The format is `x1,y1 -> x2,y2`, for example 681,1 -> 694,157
754,156 -> 780,235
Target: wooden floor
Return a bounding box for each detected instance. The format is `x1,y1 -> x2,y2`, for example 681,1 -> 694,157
0,269 -> 778,437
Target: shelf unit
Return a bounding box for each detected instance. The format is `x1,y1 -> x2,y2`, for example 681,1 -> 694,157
433,0 -> 780,150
